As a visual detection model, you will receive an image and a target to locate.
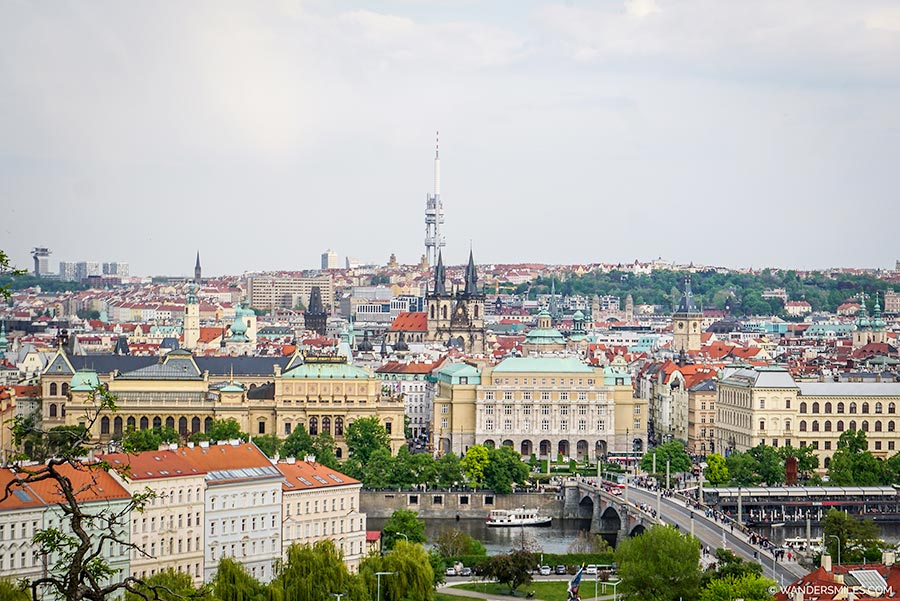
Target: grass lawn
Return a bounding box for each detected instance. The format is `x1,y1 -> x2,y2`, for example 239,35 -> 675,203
453,581 -> 572,601
436,593 -> 479,601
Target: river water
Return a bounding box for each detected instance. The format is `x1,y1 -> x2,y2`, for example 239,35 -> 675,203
367,518 -> 594,555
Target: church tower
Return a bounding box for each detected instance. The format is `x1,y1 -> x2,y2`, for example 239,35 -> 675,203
425,249 -> 485,354
183,282 -> 200,350
194,251 -> 202,283
672,276 -> 703,352
304,286 -> 328,336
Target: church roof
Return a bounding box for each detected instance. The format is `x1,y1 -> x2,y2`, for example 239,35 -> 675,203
388,312 -> 428,332
524,328 -> 566,344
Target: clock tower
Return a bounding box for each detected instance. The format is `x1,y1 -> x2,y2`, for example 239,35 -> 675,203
673,275 -> 703,352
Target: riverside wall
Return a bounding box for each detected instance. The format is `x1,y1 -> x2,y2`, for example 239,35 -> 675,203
360,489 -> 564,520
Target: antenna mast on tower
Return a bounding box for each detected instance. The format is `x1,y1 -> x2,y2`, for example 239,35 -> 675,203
424,131 -> 446,268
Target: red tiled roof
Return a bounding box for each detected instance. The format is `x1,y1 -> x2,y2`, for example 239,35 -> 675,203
388,312 -> 428,332
376,358 -> 445,375
276,459 -> 359,492
0,464 -> 131,510
198,327 -> 223,344
99,450 -> 205,480
366,531 -> 382,542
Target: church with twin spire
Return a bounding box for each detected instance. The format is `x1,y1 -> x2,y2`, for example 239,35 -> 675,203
425,249 -> 486,355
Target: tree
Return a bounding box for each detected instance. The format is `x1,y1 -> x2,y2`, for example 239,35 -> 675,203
746,444 -> 785,485
484,445 -> 530,494
434,452 -> 464,488
461,445 -> 490,487
251,433 -> 282,458
272,540 -> 367,601
0,580 -> 29,601
433,528 -> 488,558
700,548 -> 763,588
345,416 -> 391,464
282,423 -> 314,459
207,418 -> 248,443
481,549 -> 535,594
699,574 -> 776,601
4,387 -> 156,601
822,508 -> 884,563
829,430 -> 887,486
212,557 -> 270,601
640,441 -> 691,478
0,249 -> 26,301
358,447 -> 395,489
125,569 -> 214,601
704,454 -> 729,486
360,540 -> 435,601
615,525 -> 701,601
567,530 -> 612,554
779,445 -> 819,476
121,426 -> 179,453
382,509 -> 426,551
725,451 -> 758,486
312,432 -> 340,470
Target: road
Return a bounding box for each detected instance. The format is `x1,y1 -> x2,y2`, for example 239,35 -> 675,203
624,485 -> 805,586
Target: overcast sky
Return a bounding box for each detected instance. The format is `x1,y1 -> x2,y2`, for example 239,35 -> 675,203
2,1 -> 900,277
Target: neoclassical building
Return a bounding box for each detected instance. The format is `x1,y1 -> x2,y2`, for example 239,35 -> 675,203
55,349 -> 405,458
433,355 -> 646,459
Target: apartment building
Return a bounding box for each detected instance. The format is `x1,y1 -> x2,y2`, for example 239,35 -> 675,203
246,275 -> 334,312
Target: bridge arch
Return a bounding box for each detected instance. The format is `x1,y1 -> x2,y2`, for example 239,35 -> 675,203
629,523 -> 646,537
577,495 -> 595,520
599,506 -> 621,533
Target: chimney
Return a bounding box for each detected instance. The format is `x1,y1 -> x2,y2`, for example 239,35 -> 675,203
187,442 -> 195,449
169,443 -> 178,451
274,363 -> 282,377
822,553 -> 832,572
199,440 -> 209,448
834,574 -> 843,584
287,457 -> 296,464
883,550 -> 895,566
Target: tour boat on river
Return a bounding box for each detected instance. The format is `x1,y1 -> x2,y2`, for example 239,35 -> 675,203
486,508 -> 552,527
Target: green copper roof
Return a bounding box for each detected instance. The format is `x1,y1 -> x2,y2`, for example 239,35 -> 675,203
493,357 -> 594,374
524,328 -> 566,344
435,362 -> 481,384
70,370 -> 100,392
220,382 -> 245,393
281,363 -> 371,379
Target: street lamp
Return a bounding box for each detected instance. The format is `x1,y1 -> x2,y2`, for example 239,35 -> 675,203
376,571 -> 396,601
827,534 -> 842,566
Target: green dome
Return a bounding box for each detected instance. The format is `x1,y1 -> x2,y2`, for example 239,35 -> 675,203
573,310 -> 584,321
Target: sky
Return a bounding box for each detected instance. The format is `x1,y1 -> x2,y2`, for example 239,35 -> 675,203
2,0 -> 900,277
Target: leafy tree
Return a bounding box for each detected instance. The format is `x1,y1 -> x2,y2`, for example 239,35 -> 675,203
207,418 -> 248,443
212,557 -> 270,601
0,580 -> 29,601
272,540 -> 367,601
481,549 -> 535,593
746,444 -> 785,485
410,452 -> 438,487
282,423 -> 314,459
391,446 -> 418,488
361,540 -> 435,601
358,447 -> 395,489
699,574 -> 776,601
725,451 -> 758,486
312,432 -> 340,470
382,509 -> 427,550
822,508 -> 884,563
251,433 -> 282,458
346,416 -> 391,464
615,525 -> 701,601
640,440 -> 691,477
433,528 -> 488,557
461,445 -> 490,487
434,452 -> 464,487
829,430 -> 886,486
4,387 -> 156,601
701,548 -> 763,587
18,420 -> 89,462
0,249 -> 26,301
704,454 -> 729,486
567,530 -> 612,554
484,445 -> 530,494
779,445 -> 819,476
427,548 -> 447,589
121,426 -> 179,453
125,569 -> 214,601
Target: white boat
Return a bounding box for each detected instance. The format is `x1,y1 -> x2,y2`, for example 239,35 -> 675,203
486,508 -> 552,527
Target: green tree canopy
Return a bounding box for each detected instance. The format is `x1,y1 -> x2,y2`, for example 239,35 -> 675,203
360,540 -> 435,601
829,430 -> 887,486
125,568 -> 214,601
484,445 -> 530,494
207,418 -> 248,443
461,445 -> 490,487
779,445 -> 819,475
282,423 -> 314,459
699,574 -> 776,601
640,440 -> 692,477
480,549 -> 535,594
346,416 -> 391,464
272,540 -> 367,601
822,508 -> 884,563
434,452 -> 464,488
212,557 -> 270,601
615,525 -> 702,601
704,454 -> 729,486
433,528 -> 488,558
251,433 -> 282,458
382,509 -> 427,551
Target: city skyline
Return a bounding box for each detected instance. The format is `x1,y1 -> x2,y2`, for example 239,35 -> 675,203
3,1 -> 900,275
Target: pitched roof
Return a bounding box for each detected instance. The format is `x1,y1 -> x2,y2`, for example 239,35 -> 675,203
276,460 -> 359,492
99,450 -> 205,480
388,312 -> 428,332
176,442 -> 283,485
375,358 -> 445,375
493,357 -> 594,374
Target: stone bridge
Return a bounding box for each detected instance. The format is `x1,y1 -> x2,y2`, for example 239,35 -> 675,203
562,480 -> 658,545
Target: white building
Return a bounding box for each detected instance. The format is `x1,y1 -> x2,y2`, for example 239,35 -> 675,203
376,359 -> 442,439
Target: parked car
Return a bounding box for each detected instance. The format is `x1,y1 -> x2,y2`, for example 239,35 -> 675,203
460,567 -> 472,577
555,565 -> 568,575
539,566 -> 552,576
585,565 -> 598,575
445,567 -> 457,577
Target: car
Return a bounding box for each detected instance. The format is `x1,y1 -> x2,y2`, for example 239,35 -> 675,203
539,566 -> 551,576
445,567 -> 457,577
555,565 -> 568,575
460,567 -> 472,577
585,565 -> 598,575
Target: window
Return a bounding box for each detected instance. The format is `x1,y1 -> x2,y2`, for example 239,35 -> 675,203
799,420 -> 807,432
285,422 -> 292,435
485,406 -> 494,416
825,402 -> 832,413
890,421 -> 895,432
759,420 -> 766,431
837,402 -> 845,414
503,405 -> 513,415
258,421 -> 266,435
824,441 -> 832,450
875,420 -> 883,432
890,402 -> 896,414
523,406 -> 532,415
441,405 -> 449,414
503,391 -> 513,401
875,441 -> 883,451
850,402 -> 857,414
876,402 -> 884,414
578,405 -> 587,415
485,419 -> 494,431
785,399 -> 791,409
812,402 -> 820,413
850,420 -> 857,431
760,399 -> 766,409
578,392 -> 587,401
485,391 -> 494,400
560,392 -> 569,401
541,405 -> 550,416
523,391 -> 532,401
824,421 -> 832,432
799,402 -> 807,413
863,402 -> 870,414
541,420 -> 550,431
561,406 -> 569,416
503,419 -> 512,430
862,420 -> 869,432
812,421 -> 819,432
541,392 -> 550,401
785,420 -> 791,431
560,420 -> 568,431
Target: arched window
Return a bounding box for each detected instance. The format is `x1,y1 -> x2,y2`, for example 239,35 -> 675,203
850,402 -> 857,414
165,416 -> 175,430
876,402 -> 884,414
336,447 -> 342,459
50,383 -> 58,396
127,416 -> 136,430
61,383 -> 69,395
837,402 -> 845,414
863,402 -> 870,414
153,416 -> 162,429
875,420 -> 883,432
441,305 -> 447,319
812,421 -> 819,432
192,417 -> 201,433
114,417 -> 123,437
49,404 -> 57,418
322,417 -> 331,435
890,402 -> 896,414
179,417 -> 188,435
862,420 -> 869,432
474,305 -> 480,319
824,420 -> 832,432
890,421 -> 896,433
334,417 -> 344,436
430,305 -> 435,320
825,402 -> 832,413
61,405 -> 65,417
824,457 -> 831,469
140,416 -> 149,430
799,402 -> 807,414
799,420 -> 807,432
309,417 -> 318,436
849,420 -> 857,431
837,420 -> 844,432
101,416 -> 110,435
812,402 -> 820,413
205,417 -> 213,432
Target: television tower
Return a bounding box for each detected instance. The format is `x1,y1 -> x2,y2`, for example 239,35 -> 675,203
424,131 -> 445,268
